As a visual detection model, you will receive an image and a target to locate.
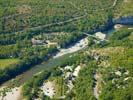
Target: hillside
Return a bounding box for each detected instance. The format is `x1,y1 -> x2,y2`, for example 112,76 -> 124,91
0,0 -> 133,100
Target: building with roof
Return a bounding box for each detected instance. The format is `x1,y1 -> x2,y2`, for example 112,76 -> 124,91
95,32 -> 106,40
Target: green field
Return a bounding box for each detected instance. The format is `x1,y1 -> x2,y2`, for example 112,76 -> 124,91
0,58 -> 20,69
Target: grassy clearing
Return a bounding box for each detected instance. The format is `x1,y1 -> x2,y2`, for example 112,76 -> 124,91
0,58 -> 20,69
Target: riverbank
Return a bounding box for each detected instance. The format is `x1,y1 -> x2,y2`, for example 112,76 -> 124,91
0,36 -> 88,87
0,47 -> 58,85
54,37 -> 88,58
0,86 -> 22,100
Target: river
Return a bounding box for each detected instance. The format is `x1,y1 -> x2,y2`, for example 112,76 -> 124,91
0,24 -> 132,87
0,37 -> 88,87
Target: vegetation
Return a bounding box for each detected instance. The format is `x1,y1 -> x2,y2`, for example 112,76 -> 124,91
0,58 -> 20,69
114,0 -> 133,17
21,51 -> 92,99
0,46 -> 58,84
92,29 -> 133,100
109,29 -> 133,47
68,61 -> 97,100
0,0 -> 114,33
0,0 -> 133,99
22,70 -> 51,100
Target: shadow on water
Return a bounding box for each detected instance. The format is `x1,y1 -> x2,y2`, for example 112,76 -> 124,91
114,16 -> 133,25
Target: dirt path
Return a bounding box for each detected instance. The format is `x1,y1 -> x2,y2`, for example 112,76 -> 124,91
112,0 -> 118,7
30,15 -> 86,30
93,72 -> 101,100
2,14 -> 87,34
68,0 -> 118,13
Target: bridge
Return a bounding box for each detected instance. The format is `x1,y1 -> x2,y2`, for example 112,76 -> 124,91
83,33 -> 109,42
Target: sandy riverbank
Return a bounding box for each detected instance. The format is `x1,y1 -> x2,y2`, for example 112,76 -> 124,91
54,37 -> 88,58
0,87 -> 21,100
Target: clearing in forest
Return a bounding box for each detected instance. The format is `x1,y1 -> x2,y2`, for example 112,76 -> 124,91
0,59 -> 20,69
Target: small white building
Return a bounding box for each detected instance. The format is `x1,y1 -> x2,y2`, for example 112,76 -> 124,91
31,38 -> 45,45
64,66 -> 73,72
46,40 -> 58,47
95,32 -> 106,40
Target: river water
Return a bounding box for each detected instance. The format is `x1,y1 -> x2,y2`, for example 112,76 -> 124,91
0,37 -> 88,87
0,24 -> 132,87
